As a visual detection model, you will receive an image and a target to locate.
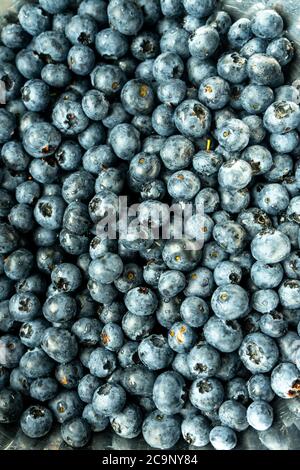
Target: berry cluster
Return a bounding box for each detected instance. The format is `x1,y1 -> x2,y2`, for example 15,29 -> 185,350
0,0 -> 300,450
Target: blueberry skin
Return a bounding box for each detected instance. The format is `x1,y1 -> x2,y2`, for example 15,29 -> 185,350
121,365 -> 155,397
264,101 -> 300,134
160,26 -> 189,59
152,104 -> 176,137
161,0 -> 184,17
117,341 -> 139,368
188,26 -> 219,59
78,0 -> 108,23
247,54 -> 283,87
110,403 -> 143,439
182,413 -> 211,447
217,52 -> 248,84
41,327 -> 78,364
153,371 -> 186,415
138,335 -> 174,370
34,196 -> 65,230
9,292 -> 40,322
92,382 -> 126,417
2,141 -> 30,171
279,280 -> 300,309
55,360 -> 84,390
168,321 -> 197,353
18,4 -> 50,36
0,278 -> 14,303
226,377 -> 249,404
23,122 -> 61,158
88,347 -> 116,378
52,100 -> 89,136
83,145 -> 116,174
0,388 -> 23,424
216,119 -> 250,152
30,377 -> 58,402
167,170 -> 201,201
190,377 -> 224,412
183,0 -> 217,18
0,223 -> 18,254
239,332 -> 279,374
10,368 -> 32,396
241,145 -> 273,176
121,79 -> 155,115
91,64 -> 127,97
81,90 -> 109,121
63,202 -> 90,235
65,14 -> 97,47
187,57 -> 217,86
252,289 -> 279,314
107,0 -> 144,36
42,293 -> 77,323
67,45 -> 95,77
0,62 -> 23,103
21,79 -> 50,113
109,123 -> 140,160
124,286 -> 158,317
0,191 -> 15,219
213,221 -> 247,255
180,296 -> 209,328
4,249 -> 34,281
112,261 -> 142,293
78,374 -> 102,404
1,23 -> 30,49
204,316 -> 243,353
228,18 -> 252,48
209,425 -> 237,450
207,10 -> 232,35
247,374 -> 275,402
158,270 -> 186,299
219,400 -> 248,431
267,38 -> 295,66
19,347 -> 55,379
34,31 -> 70,63
0,45 -> 15,63
157,79 -> 187,107
16,49 -> 44,80
0,110 -> 16,144
251,229 -> 291,264
88,253 -> 123,285
240,37 -> 268,58
213,261 -> 242,287
211,284 -> 249,321
241,84 -> 274,115
184,267 -> 214,299
174,99 -> 211,138
251,9 -> 283,40
187,344 -> 221,378
142,410 -> 181,450
198,76 -> 230,110
153,52 -> 184,82
21,405 -> 53,439
62,171 -> 94,204
61,417 -> 91,448
82,404 -> 109,432
96,28 -> 128,60
39,0 -> 70,14
270,130 -> 299,154
246,400 -> 274,432
49,390 -> 84,424
101,323 -> 124,352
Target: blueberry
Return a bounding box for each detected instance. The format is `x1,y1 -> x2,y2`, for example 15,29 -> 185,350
92,382 -> 126,417
219,400 -> 248,431
239,332 -> 279,374
43,293 -> 76,323
226,378 -> 249,405
1,23 -> 30,50
34,31 -> 70,63
55,360 -> 84,390
180,296 -> 209,328
82,403 -> 108,432
67,45 -> 95,76
247,374 -> 275,402
142,410 -> 181,449
240,37 -> 268,58
4,249 -> 34,281
107,0 -> 144,36
39,0 -> 70,14
168,321 -> 197,353
209,425 -> 237,450
100,323 -> 124,352
9,292 -> 40,322
247,54 -> 283,88
267,37 -> 295,66
52,100 -> 89,136
30,377 -> 58,402
252,289 -> 279,314
138,334 -> 174,370
61,417 -> 91,448
251,9 -> 283,40
204,316 -> 243,353
153,371 -> 186,415
49,390 -> 83,424
228,18 -> 252,48
190,377 -> 224,412
251,229 -> 291,264
78,0 -> 108,23
160,27 -> 189,59
109,123 -> 141,160
199,76 -> 230,110
187,344 -> 221,378
121,365 -> 155,397
188,26 -> 219,60
110,403 -> 143,439
152,103 -> 176,136
20,405 -> 53,439
161,0 -> 184,17
187,57 -> 217,86
246,400 -> 274,431
153,52 -> 184,82
65,14 -> 97,46
41,327 -> 78,363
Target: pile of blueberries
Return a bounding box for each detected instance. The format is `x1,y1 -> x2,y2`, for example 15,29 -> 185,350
0,0 -> 300,451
